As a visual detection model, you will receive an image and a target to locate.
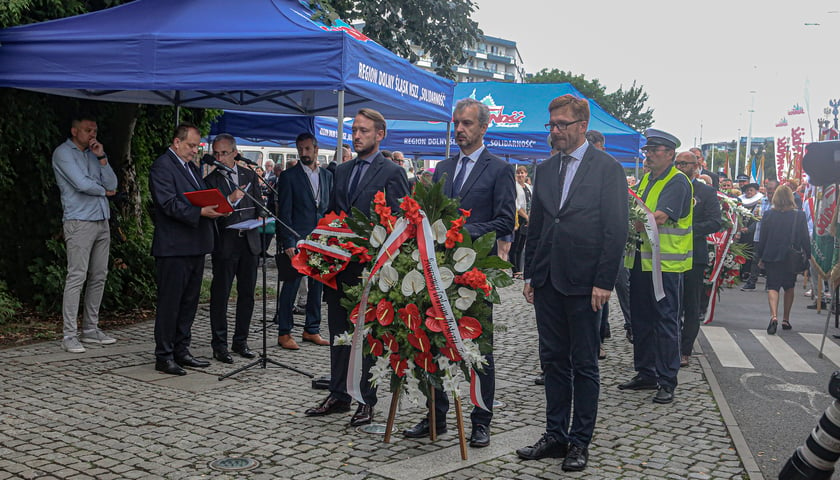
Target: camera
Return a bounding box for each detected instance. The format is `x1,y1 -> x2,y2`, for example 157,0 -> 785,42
780,371 -> 840,479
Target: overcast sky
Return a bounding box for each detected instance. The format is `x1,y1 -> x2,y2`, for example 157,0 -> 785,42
471,0 -> 839,148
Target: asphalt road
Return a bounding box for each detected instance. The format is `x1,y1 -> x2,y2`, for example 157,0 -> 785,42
697,276 -> 840,479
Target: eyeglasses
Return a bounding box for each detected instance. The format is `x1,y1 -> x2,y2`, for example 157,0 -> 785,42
544,120 -> 583,131
641,146 -> 666,154
213,150 -> 233,157
675,161 -> 697,167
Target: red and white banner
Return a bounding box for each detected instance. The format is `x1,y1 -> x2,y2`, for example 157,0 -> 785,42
628,188 -> 665,301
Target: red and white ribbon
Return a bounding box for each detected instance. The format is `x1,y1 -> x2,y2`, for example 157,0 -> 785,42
628,188 -> 665,301
703,195 -> 739,324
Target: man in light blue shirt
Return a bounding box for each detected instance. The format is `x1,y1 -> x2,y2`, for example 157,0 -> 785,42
52,116 -> 118,353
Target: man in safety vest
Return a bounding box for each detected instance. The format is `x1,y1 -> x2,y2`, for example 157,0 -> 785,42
618,129 -> 693,404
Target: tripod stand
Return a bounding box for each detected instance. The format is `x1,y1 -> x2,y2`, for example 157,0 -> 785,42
216,170 -> 313,381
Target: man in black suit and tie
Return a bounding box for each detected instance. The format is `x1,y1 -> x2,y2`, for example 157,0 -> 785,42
149,123 -> 229,375
304,108 -> 409,426
517,95 -> 628,472
275,133 -> 332,350
403,98 -> 516,448
674,152 -> 721,367
203,133 -> 261,364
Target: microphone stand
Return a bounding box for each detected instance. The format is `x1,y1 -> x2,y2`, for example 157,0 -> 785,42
214,168 -> 313,381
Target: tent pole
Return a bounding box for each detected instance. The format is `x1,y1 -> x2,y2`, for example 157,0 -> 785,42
445,122 -> 451,159
175,105 -> 181,126
336,90 -> 345,162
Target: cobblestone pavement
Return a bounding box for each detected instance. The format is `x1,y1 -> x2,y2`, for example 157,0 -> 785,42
0,261 -> 756,479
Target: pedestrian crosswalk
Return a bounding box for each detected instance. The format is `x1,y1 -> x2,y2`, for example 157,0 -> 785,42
700,326 -> 839,373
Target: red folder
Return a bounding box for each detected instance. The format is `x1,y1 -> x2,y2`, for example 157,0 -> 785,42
184,189 -> 233,214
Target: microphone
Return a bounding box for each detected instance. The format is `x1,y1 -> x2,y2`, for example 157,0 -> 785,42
235,153 -> 257,166
200,154 -> 235,174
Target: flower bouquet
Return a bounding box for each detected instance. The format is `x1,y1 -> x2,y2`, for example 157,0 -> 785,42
291,213 -> 372,289
331,180 -> 512,425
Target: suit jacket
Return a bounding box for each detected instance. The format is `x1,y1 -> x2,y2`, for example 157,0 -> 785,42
757,209 -> 811,263
149,149 -> 215,257
691,179 -> 722,265
203,165 -> 264,257
329,151 -> 409,216
700,168 -> 720,190
432,148 -> 515,241
524,147 -> 628,295
277,162 -> 333,250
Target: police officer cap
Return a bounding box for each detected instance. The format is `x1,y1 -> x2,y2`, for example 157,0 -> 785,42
735,174 -> 750,182
643,128 -> 680,150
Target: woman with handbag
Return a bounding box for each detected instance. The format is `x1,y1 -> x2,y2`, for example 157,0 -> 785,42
756,185 -> 811,334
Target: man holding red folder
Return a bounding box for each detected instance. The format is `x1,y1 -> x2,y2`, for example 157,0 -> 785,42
149,123 -> 235,376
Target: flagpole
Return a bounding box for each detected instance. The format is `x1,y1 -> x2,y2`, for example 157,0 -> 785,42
744,91 -> 756,176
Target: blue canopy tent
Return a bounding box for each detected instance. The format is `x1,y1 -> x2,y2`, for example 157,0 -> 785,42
0,0 -> 455,141
382,82 -> 643,166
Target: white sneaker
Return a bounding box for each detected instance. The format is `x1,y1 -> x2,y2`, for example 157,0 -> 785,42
80,329 -> 117,345
62,337 -> 86,353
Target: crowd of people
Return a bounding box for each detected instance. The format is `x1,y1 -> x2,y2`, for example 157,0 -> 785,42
51,98 -> 828,474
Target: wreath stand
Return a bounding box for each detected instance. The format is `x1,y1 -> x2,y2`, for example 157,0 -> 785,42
382,381 -> 469,460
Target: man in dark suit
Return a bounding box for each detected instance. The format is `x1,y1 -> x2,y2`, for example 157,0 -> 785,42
275,132 -> 332,350
403,98 -> 516,448
674,152 -> 721,367
203,133 -> 261,364
690,147 -> 719,190
304,108 -> 409,427
149,123 -> 229,375
517,95 -> 628,472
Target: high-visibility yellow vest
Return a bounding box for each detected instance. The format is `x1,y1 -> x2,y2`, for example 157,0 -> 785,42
626,166 -> 693,272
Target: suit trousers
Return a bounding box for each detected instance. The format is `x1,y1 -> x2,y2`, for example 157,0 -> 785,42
680,263 -> 706,356
615,264 -> 632,330
510,225 -> 528,273
209,238 -> 257,352
433,309 -> 495,427
324,286 -> 377,406
154,255 -> 205,361
276,275 -> 323,335
534,286 -> 600,447
62,219 -> 110,339
629,257 -> 683,389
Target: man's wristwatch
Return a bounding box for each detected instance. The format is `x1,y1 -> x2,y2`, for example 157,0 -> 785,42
96,154 -> 107,160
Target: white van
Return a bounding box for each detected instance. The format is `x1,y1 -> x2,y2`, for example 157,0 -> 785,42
237,145 -> 335,170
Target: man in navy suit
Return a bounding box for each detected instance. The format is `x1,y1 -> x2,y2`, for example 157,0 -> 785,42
403,98 -> 516,448
204,133 -> 262,364
518,95 -> 628,472
304,108 -> 409,427
275,133 -> 332,350
149,123 -> 231,376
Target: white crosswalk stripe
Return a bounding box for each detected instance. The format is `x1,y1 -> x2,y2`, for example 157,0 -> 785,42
749,330 -> 816,373
700,326 -> 840,373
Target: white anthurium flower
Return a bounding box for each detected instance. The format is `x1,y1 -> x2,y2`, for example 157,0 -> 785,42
432,219 -> 448,244
370,225 -> 387,248
401,269 -> 425,296
378,263 -> 399,293
411,249 -> 420,262
455,287 -> 477,311
453,247 -> 477,272
438,267 -> 454,289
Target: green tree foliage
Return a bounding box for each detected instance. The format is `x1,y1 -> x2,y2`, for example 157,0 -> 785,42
528,68 -> 654,132
314,0 -> 482,80
0,1 -> 219,314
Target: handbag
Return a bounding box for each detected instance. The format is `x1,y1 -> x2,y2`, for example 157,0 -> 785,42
785,211 -> 809,273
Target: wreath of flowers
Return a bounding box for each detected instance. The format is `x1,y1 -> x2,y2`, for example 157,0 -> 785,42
323,181 -> 513,407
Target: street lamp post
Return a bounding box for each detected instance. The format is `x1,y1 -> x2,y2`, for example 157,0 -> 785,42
830,99 -> 840,130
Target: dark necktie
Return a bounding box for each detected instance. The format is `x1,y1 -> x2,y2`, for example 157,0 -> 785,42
452,156 -> 470,196
184,161 -> 197,187
557,155 -> 571,209
347,159 -> 368,202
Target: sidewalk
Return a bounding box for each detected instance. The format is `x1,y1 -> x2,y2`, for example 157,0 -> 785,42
0,263 -> 754,479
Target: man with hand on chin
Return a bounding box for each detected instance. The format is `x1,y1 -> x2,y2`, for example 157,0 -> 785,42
519,95 -> 627,472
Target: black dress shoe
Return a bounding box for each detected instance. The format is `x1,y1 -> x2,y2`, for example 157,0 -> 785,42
403,418 -> 447,438
517,433 -> 568,460
561,444 -> 588,472
350,404 -> 374,426
617,375 -> 658,391
469,424 -> 490,448
175,354 -> 210,368
213,350 -> 234,364
653,385 -> 674,404
304,395 -> 351,416
155,359 -> 186,376
534,372 -> 545,385
232,345 -> 256,359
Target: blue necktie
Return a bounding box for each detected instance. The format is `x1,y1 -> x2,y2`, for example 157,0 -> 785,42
347,159 -> 368,202
558,155 -> 571,209
452,156 -> 469,196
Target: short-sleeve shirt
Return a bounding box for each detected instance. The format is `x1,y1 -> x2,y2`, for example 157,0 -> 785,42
640,166 -> 692,221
